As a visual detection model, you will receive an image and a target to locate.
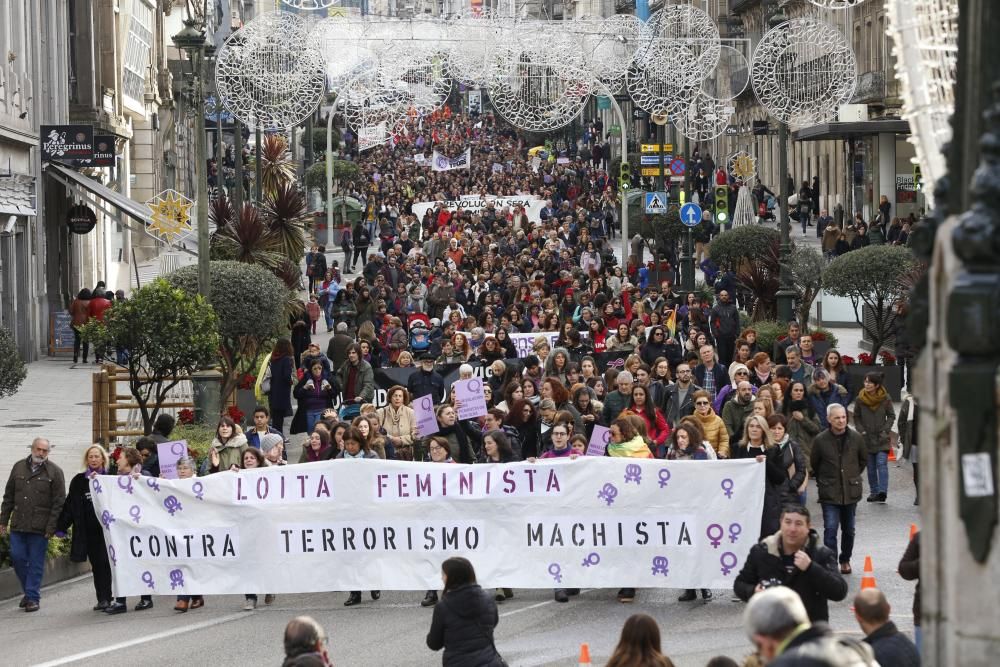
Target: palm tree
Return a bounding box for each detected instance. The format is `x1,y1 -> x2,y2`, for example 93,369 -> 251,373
251,133 -> 296,198
210,198 -> 285,270
262,182 -> 308,263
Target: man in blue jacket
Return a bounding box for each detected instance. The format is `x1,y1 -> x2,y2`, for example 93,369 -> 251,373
807,369 -> 850,429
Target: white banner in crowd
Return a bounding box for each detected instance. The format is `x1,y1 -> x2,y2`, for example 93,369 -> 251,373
431,148 -> 472,171
507,331 -> 590,358
412,196 -> 547,224
92,459 -> 763,595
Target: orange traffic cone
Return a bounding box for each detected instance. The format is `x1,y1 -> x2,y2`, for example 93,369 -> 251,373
888,446 -> 897,462
860,556 -> 877,590
910,523 -> 919,540
578,642 -> 592,666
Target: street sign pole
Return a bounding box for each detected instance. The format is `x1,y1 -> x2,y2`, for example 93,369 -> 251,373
658,124 -> 666,194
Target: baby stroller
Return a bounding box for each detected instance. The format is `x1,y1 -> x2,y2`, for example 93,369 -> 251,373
409,319 -> 431,353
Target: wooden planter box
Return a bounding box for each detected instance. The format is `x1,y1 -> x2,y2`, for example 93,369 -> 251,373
845,364 -> 903,401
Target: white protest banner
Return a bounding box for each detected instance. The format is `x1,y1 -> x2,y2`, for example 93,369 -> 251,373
531,156 -> 542,173
468,89 -> 482,115
414,153 -> 427,165
414,395 -> 439,438
431,148 -> 472,172
587,426 -> 610,457
412,196 -> 547,224
507,331 -> 591,358
92,458 -> 763,595
358,123 -> 388,152
454,378 -> 488,420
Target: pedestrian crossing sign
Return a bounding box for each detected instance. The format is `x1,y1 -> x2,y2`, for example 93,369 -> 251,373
645,191 -> 667,214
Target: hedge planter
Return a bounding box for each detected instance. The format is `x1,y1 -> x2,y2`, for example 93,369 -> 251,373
845,364 -> 903,402
0,556 -> 91,600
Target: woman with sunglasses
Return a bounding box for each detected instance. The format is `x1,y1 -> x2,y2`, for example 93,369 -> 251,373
690,389 -> 730,459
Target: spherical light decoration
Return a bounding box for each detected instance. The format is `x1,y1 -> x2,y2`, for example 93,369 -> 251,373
215,12 -> 326,129
280,0 -> 342,9
626,39 -> 700,119
447,12 -> 507,86
751,18 -> 857,126
307,16 -> 380,92
487,50 -> 593,132
701,44 -> 750,101
581,14 -> 647,91
670,92 -> 735,141
643,4 -> 721,80
379,49 -> 451,115
803,0 -> 869,7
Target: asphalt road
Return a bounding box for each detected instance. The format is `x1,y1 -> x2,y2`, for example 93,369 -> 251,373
5,462 -> 919,667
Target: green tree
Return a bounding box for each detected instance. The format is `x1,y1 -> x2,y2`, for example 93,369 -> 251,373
0,326 -> 26,398
305,158 -> 361,199
80,280 -> 220,434
789,246 -> 825,331
822,245 -> 916,357
168,262 -> 290,408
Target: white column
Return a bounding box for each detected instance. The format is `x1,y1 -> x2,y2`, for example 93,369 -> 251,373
878,132 -> 896,210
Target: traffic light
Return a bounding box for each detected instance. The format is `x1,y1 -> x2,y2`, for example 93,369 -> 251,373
619,161 -> 632,191
714,186 -> 729,225
679,189 -> 686,205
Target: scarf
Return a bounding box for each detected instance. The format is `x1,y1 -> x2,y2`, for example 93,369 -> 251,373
306,445 -> 332,462
342,449 -> 367,459
857,386 -> 888,410
787,398 -> 811,415
438,422 -> 470,463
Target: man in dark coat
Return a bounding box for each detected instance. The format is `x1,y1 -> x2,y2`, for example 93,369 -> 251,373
811,404 -> 867,574
1,438 -> 66,612
408,353 -> 445,404
326,322 -> 356,371
735,505 -> 848,622
854,588 -> 921,666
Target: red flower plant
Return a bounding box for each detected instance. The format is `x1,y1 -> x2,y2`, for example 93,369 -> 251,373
178,408 -> 196,425
879,350 -> 897,365
840,355 -> 856,366
857,352 -> 875,366
810,332 -> 827,341
227,405 -> 245,424
237,373 -> 256,391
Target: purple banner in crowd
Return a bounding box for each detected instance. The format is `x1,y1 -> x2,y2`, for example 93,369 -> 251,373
157,440 -> 188,479
587,426 -> 610,457
414,395 -> 439,438
454,378 -> 489,420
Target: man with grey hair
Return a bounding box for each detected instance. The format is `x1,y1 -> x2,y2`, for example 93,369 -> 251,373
745,587 -> 877,665
283,615 -> 331,666
602,370 -> 634,423
810,404 -> 867,575
784,345 -> 814,386
1,437 -> 66,612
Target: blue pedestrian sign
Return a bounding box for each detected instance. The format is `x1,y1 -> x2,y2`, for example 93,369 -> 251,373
645,191 -> 667,215
679,203 -> 702,227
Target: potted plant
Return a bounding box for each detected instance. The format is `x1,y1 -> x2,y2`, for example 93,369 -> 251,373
841,351 -> 903,401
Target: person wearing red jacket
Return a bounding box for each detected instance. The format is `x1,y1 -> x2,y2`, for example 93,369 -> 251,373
627,384 -> 671,457
88,290 -> 114,363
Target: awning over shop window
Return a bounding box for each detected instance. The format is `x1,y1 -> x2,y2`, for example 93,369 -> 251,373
792,119 -> 911,142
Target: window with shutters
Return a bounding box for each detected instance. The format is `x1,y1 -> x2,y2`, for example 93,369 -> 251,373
122,0 -> 154,110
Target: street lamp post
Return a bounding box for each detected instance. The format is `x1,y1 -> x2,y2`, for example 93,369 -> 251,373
768,5 -> 796,322
173,18 -> 211,300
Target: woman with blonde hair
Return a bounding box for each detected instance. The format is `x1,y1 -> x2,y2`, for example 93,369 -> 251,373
56,444 -> 113,610
377,385 -> 417,460
736,414 -> 787,539
690,389 -> 730,458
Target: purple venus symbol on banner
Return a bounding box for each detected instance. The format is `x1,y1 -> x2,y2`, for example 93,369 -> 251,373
706,523 -> 724,548
141,571 -> 155,589
146,478 -> 160,492
651,556 -> 669,576
658,468 -> 671,488
117,476 -> 133,495
729,523 -> 742,543
163,495 -> 183,515
548,563 -> 563,583
624,464 -> 642,485
597,482 -> 619,506
108,545 -> 116,565
721,478 -> 734,499
100,510 -> 116,529
720,552 -> 738,575
169,569 -> 185,590
129,505 -> 141,524
581,552 -> 600,567
91,477 -> 102,494
192,481 -> 205,500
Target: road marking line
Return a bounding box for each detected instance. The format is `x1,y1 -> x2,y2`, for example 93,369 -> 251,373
31,612 -> 248,667
499,589 -> 594,618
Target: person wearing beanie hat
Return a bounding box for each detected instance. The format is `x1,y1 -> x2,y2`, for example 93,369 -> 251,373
260,433 -> 286,466
714,362 -> 756,414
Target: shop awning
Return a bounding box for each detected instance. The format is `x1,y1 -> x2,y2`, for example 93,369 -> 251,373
44,161 -> 153,227
44,162 -> 198,255
793,119 -> 911,142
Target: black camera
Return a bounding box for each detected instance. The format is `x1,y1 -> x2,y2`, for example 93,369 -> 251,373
759,578 -> 784,590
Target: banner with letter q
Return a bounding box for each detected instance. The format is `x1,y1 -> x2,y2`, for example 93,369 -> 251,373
91,459 -> 763,596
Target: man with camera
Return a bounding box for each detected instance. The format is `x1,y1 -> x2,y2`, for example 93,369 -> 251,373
734,505 -> 848,622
